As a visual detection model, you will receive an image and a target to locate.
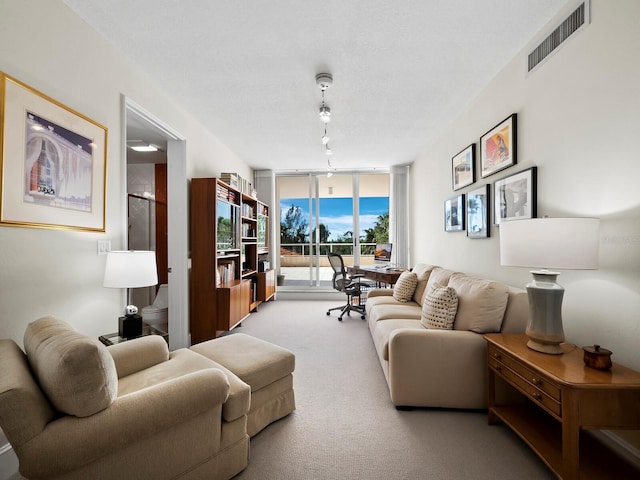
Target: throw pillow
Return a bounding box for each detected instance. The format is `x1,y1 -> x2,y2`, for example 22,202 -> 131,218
392,271 -> 419,303
420,283 -> 458,330
448,273 -> 509,333
411,263 -> 436,305
23,316 -> 118,417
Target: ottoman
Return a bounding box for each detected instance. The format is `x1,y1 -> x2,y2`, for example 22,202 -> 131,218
191,333 -> 296,437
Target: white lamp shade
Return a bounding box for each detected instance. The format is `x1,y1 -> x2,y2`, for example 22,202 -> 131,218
499,218 -> 600,270
103,251 -> 158,288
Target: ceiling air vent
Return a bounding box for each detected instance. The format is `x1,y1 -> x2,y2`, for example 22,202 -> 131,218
528,1 -> 590,73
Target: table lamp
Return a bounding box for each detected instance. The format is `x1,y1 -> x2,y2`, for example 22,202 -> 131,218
499,217 -> 600,354
103,250 -> 158,338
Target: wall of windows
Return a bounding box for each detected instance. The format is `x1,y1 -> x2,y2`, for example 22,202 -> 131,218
277,172 -> 389,289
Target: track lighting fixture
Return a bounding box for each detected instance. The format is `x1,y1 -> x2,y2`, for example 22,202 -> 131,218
316,72 -> 335,170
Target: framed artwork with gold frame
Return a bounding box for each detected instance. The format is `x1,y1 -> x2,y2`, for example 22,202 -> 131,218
0,72 -> 107,232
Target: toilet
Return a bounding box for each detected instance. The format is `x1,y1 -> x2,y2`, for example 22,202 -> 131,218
141,284 -> 168,331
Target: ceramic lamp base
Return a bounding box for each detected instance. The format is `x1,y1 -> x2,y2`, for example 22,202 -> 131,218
525,270 -> 565,355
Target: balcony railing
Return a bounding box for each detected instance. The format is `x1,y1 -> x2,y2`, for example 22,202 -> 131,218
280,242 -> 378,267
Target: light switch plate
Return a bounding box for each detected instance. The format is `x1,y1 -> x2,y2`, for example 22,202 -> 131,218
97,240 -> 111,256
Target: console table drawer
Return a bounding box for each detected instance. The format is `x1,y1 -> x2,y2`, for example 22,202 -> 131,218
489,356 -> 562,417
488,345 -> 561,401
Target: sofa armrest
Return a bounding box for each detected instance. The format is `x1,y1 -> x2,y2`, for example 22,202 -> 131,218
107,335 -> 170,378
367,288 -> 394,298
19,368 -> 230,479
386,329 -> 488,408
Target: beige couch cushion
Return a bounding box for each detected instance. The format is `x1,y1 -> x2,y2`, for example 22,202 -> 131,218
392,271 -> 418,302
23,316 -> 117,417
372,319 -> 425,361
365,294 -> 402,316
420,283 -> 458,330
411,264 -> 436,304
426,267 -> 456,293
448,273 -> 509,333
368,303 -> 423,324
118,347 -> 249,423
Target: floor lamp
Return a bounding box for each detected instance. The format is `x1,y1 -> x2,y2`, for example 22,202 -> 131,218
499,218 -> 599,354
103,250 -> 158,338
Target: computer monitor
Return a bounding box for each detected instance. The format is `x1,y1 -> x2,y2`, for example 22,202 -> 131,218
374,243 -> 392,264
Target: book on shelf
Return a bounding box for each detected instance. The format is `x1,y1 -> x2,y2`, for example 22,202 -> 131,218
221,173 -> 239,189
217,260 -> 236,285
221,173 -> 255,197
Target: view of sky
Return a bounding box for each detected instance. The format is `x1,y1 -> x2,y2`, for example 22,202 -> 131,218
280,196 -> 389,241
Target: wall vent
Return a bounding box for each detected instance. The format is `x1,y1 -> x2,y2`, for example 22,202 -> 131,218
528,1 -> 590,73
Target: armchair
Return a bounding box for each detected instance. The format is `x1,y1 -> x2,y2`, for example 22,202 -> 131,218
0,317 -> 249,480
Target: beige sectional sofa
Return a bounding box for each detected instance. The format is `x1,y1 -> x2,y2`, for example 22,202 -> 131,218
365,264 -> 529,409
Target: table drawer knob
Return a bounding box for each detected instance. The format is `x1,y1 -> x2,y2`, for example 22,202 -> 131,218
531,391 -> 542,401
532,377 -> 542,386
493,352 -> 501,360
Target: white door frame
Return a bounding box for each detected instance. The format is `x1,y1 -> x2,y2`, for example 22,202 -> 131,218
123,96 -> 189,349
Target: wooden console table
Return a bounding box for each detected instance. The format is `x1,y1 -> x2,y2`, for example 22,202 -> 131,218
485,334 -> 640,480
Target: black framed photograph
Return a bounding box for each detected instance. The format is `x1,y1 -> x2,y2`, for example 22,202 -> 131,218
480,113 -> 516,178
493,167 -> 537,226
466,184 -> 490,238
451,144 -> 475,190
444,194 -> 465,232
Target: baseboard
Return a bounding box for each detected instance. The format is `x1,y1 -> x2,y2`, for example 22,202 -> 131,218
275,290 -> 343,301
591,430 -> 640,469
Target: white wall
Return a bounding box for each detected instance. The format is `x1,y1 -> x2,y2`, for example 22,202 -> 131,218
411,0 -> 640,369
0,0 -> 252,345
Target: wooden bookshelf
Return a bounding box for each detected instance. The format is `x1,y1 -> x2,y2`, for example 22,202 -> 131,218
190,178 -> 274,342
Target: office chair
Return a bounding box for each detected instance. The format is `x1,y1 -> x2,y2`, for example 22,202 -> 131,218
326,252 -> 366,321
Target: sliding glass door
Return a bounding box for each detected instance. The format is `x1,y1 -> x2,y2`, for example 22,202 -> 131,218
276,172 -> 389,290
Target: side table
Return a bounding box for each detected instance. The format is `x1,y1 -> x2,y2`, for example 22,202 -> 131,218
485,333 -> 640,480
99,323 -> 168,346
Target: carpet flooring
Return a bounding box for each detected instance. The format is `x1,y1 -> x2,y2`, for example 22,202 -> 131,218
229,299 -> 555,480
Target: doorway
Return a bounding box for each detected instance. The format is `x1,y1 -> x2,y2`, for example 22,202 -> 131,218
123,97 -> 189,349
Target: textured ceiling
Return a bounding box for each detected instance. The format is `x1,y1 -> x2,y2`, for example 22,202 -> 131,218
64,0 -> 569,172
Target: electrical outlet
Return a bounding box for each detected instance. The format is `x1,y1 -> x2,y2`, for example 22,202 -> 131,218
97,240 -> 111,256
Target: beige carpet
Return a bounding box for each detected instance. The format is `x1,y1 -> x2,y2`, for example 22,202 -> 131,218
229,299 -> 554,480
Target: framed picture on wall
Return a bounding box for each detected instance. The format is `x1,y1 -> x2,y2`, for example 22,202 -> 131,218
466,184 -> 490,238
480,113 -> 517,178
0,72 -> 107,232
444,194 -> 465,232
451,144 -> 475,190
493,167 -> 537,225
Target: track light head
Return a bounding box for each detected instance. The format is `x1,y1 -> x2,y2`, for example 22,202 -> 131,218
319,105 -> 331,123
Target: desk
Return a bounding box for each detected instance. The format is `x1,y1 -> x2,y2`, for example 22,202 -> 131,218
485,334 -> 640,479
347,265 -> 405,287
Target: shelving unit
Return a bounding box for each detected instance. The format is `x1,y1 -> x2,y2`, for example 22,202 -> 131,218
241,193 -> 260,312
190,178 -> 275,343
257,201 -> 275,303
